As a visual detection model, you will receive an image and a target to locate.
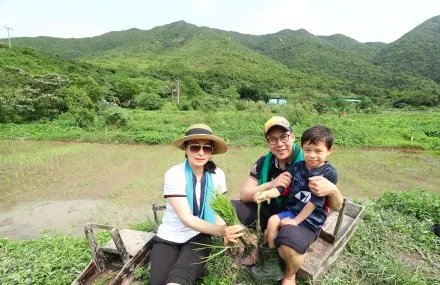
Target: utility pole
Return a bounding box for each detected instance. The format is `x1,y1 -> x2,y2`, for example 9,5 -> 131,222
176,79 -> 180,104
4,26 -> 13,48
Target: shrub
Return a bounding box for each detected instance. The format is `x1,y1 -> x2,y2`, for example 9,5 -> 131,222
103,107 -> 127,128
135,92 -> 164,110
375,190 -> 440,222
71,107 -> 96,128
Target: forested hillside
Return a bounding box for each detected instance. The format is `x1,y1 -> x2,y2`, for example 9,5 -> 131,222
1,16 -> 439,125
374,16 -> 440,84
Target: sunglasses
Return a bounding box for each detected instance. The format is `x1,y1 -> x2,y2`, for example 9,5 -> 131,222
188,144 -> 214,154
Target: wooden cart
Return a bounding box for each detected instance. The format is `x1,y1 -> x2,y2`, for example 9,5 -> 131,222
298,199 -> 365,283
71,223 -> 155,285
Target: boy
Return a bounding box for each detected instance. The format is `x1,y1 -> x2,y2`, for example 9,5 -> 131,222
254,125 -> 338,249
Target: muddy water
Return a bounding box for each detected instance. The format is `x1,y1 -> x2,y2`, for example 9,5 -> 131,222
1,140 -> 439,240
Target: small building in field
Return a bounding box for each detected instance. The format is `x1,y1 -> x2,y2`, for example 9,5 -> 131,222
342,98 -> 362,103
268,98 -> 288,105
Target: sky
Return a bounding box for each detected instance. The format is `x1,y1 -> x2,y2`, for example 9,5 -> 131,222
1,0 -> 439,43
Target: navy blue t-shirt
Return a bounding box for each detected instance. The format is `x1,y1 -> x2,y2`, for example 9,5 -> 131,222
276,161 -> 338,232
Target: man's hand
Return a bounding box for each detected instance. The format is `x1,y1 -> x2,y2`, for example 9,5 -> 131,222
270,171 -> 292,189
254,191 -> 270,204
280,218 -> 298,227
308,176 -> 337,197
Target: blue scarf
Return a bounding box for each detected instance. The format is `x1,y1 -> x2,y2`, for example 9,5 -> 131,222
185,160 -> 216,224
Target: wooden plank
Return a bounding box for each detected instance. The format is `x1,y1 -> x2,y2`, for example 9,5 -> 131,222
310,205 -> 364,282
71,261 -> 95,285
110,242 -> 154,285
300,216 -> 353,274
84,224 -> 106,273
344,202 -> 362,218
103,230 -> 155,257
112,228 -> 130,264
322,211 -> 339,232
71,231 -> 155,285
333,199 -> 347,238
319,211 -> 341,243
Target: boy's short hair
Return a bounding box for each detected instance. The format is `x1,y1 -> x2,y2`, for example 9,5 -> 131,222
301,125 -> 334,149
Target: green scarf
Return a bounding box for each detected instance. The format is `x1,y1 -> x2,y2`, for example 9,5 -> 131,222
258,144 -> 302,206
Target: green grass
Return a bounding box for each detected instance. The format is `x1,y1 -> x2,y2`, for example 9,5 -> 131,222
0,235 -> 90,285
0,219 -> 158,285
322,190 -> 440,285
1,191 -> 438,285
1,109 -> 440,151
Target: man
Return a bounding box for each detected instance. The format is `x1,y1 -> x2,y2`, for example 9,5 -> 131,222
233,116 -> 343,285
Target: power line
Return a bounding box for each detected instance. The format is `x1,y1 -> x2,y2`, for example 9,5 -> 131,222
4,26 -> 13,48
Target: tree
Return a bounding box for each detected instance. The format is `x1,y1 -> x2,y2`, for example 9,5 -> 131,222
110,79 -> 140,107
15,74 -> 70,121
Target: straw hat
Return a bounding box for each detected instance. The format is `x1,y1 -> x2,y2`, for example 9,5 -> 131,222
172,123 -> 228,154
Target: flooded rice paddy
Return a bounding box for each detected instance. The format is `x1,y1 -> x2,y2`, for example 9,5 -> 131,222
1,140 -> 439,240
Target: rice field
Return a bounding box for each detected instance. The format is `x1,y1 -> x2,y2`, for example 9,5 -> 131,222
0,140 -> 439,240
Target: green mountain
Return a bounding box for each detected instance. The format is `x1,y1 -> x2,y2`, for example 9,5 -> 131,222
319,34 -> 386,60
374,15 -> 440,83
8,19 -> 439,91
229,29 -> 387,90
12,21 -> 313,91
1,17 -> 440,124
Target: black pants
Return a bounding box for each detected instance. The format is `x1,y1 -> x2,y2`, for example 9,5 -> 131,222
149,234 -> 211,285
232,200 -> 319,253
232,199 -> 283,231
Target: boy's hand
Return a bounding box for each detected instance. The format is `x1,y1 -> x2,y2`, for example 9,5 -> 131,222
308,176 -> 336,197
281,218 -> 298,227
254,191 -> 270,204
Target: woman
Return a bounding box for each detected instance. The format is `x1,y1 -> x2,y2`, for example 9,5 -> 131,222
149,123 -> 244,285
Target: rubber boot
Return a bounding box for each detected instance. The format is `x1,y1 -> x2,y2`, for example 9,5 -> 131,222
249,243 -> 283,281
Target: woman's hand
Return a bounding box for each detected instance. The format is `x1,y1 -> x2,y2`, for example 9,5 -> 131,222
223,224 -> 244,245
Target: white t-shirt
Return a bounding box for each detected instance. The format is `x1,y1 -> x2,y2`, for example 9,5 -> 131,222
156,161 -> 227,243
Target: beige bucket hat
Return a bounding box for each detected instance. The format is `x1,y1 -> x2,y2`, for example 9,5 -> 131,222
172,123 -> 228,155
